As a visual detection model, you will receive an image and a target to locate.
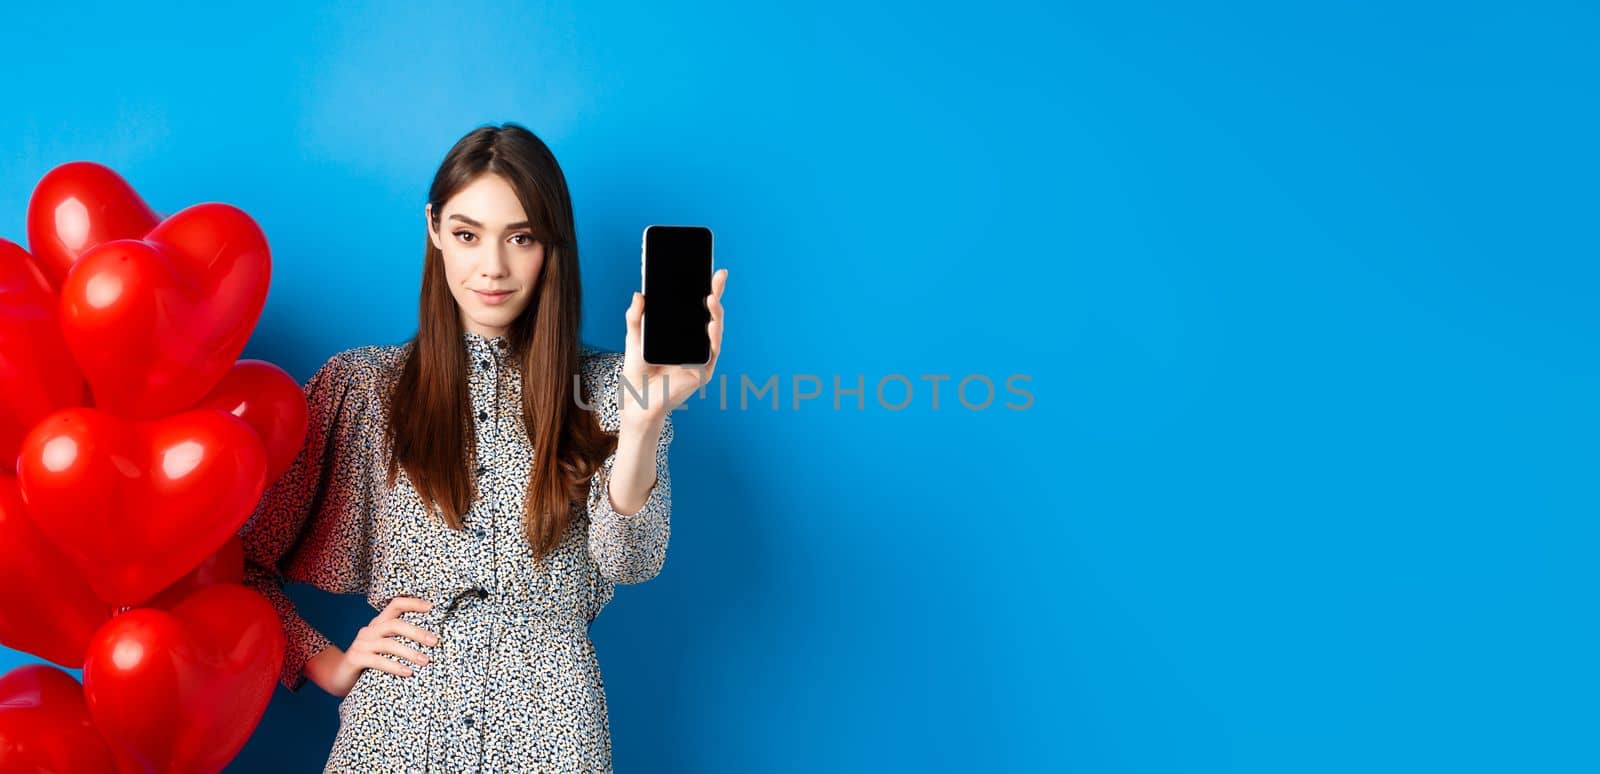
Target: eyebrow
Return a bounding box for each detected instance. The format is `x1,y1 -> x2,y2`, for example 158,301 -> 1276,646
448,213 -> 533,230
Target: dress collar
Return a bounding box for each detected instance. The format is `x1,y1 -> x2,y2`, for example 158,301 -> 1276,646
463,329 -> 510,361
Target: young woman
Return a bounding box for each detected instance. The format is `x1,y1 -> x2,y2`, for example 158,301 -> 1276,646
239,122 -> 727,772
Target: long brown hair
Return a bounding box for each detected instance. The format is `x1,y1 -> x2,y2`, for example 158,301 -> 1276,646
386,123 -> 616,559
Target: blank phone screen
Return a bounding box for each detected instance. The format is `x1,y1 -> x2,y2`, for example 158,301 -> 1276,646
642,225 -> 713,365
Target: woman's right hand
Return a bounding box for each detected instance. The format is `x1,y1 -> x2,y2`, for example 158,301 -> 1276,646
312,596 -> 441,697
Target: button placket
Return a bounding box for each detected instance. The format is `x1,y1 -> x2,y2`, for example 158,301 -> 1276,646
467,347 -> 498,491
455,333 -> 520,767
489,343 -> 502,432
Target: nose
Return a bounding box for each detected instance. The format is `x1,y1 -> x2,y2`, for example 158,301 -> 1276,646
479,244 -> 511,278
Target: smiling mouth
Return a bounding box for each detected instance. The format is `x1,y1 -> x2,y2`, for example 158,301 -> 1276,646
472,289 -> 516,306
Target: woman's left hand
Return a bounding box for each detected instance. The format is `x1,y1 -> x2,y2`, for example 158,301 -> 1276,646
619,268 -> 727,432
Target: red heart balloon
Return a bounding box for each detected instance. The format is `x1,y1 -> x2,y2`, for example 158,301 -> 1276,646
83,583 -> 284,773
145,535 -> 245,611
0,664 -> 119,773
0,239 -> 87,472
193,360 -> 309,486
25,161 -> 161,289
58,202 -> 271,419
15,407 -> 267,608
0,476 -> 112,668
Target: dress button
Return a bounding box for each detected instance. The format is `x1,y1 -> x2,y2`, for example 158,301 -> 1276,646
478,410 -> 488,421
463,715 -> 474,728
481,358 -> 491,369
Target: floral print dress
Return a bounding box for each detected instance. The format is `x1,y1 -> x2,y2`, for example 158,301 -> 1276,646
239,330 -> 674,773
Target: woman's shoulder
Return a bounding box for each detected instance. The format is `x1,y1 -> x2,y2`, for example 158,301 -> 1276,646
579,343 -> 622,368
575,344 -> 674,440
308,342 -> 409,400
578,344 -> 625,392
326,341 -> 408,373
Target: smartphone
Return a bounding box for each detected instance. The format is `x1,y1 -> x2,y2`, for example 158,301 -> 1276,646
641,225 -> 714,365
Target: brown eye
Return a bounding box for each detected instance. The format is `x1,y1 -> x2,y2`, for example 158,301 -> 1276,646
453,230 -> 476,243
510,233 -> 534,246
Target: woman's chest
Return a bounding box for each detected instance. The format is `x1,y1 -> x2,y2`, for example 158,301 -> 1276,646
362,414 -> 601,607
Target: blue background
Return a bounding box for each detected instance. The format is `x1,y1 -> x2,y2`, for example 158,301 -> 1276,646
3,1 -> 1597,771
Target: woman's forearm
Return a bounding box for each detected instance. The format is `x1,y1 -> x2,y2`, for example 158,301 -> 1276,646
607,418 -> 664,516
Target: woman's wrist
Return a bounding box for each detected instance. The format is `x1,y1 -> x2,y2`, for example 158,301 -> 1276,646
618,413 -> 664,448
305,644 -> 349,696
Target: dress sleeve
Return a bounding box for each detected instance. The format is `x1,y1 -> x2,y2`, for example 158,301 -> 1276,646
584,352 -> 675,585
239,349 -> 377,693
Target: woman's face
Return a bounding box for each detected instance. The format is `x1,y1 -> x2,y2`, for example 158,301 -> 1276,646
426,172 -> 545,339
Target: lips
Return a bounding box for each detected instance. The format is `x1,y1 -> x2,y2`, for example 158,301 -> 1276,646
473,289 -> 514,306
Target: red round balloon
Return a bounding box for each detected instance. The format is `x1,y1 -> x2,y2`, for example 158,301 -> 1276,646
82,583 -> 284,774
194,360 -> 309,486
0,475 -> 112,668
0,239 -> 87,472
58,202 -> 272,420
25,161 -> 161,289
15,407 -> 267,608
0,664 -> 119,773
